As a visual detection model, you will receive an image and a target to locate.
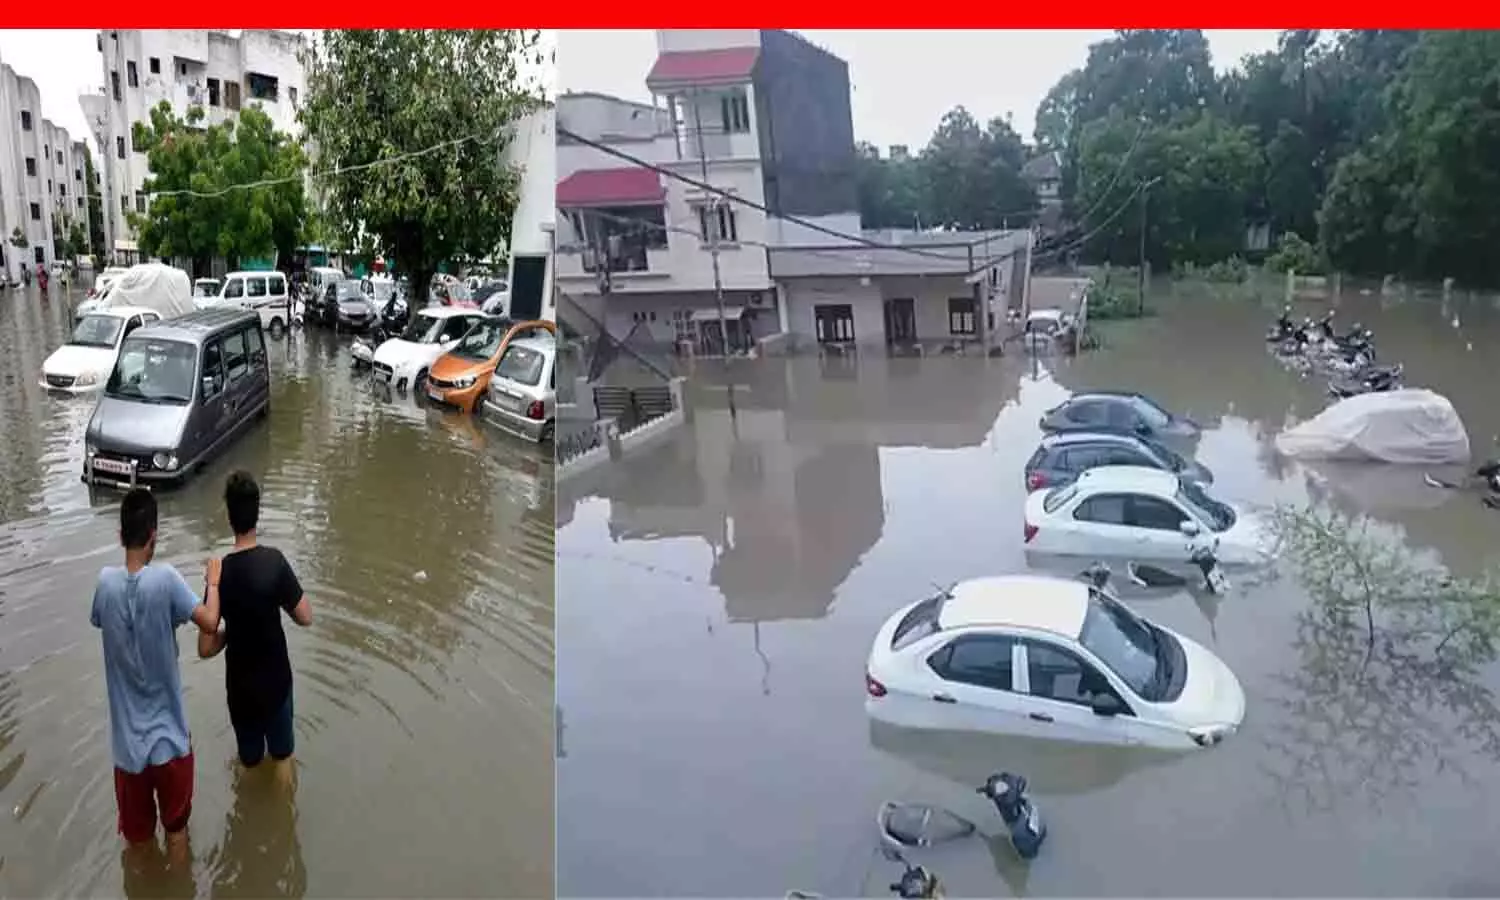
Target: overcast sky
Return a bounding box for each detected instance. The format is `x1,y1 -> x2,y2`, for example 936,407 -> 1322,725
559,30 -> 1284,151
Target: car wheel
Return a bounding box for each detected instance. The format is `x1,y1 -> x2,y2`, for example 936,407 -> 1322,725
269,317 -> 285,337
414,368 -> 429,392
539,420 -> 555,444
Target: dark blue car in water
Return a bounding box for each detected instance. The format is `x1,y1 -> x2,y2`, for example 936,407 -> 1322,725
1039,391 -> 1200,443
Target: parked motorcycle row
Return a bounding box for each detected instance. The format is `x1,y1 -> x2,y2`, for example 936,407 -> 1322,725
1265,307 -> 1406,398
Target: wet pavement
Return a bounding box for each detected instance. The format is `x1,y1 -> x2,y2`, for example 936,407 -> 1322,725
0,285 -> 554,897
557,286 -> 1500,897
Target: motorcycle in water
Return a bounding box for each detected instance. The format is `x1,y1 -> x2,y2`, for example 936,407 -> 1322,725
978,773 -> 1046,860
1328,362 -> 1403,398
1265,306 -> 1297,343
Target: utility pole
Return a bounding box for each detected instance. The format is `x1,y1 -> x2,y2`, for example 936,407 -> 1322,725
1137,176 -> 1162,318
690,90 -> 737,421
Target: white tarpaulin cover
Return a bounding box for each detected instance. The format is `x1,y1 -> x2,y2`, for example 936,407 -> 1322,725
97,263 -> 195,320
1275,389 -> 1470,465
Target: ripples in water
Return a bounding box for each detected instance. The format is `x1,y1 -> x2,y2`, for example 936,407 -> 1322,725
0,287 -> 554,897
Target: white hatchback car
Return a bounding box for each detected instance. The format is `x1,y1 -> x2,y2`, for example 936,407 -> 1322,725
370,307 -> 487,391
1023,466 -> 1273,566
865,575 -> 1246,750
40,305 -> 161,393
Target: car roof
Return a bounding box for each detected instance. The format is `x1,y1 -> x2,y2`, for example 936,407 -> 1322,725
133,307 -> 258,342
1066,390 -> 1147,402
936,576 -> 1089,638
1040,431 -> 1146,448
83,304 -> 156,319
1074,465 -> 1179,494
1028,308 -> 1064,319
418,306 -> 482,320
505,332 -> 556,355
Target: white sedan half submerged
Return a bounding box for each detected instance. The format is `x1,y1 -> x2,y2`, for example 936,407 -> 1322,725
865,575 -> 1246,750
1023,466 -> 1274,566
369,307 -> 486,391
40,306 -> 162,393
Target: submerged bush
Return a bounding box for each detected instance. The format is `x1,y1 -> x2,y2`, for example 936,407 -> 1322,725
1265,232 -> 1325,275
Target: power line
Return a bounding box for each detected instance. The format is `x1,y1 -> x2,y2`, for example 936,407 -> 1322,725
557,125 -> 1008,265
1068,119 -> 1149,229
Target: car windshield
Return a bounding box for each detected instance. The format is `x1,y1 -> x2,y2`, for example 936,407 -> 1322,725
402,314 -> 447,344
1079,589 -> 1165,701
105,338 -> 196,404
1176,479 -> 1236,532
193,281 -> 218,297
494,344 -> 545,386
1140,436 -> 1188,471
453,319 -> 512,362
1129,396 -> 1173,429
336,282 -> 366,302
1043,482 -> 1079,513
70,315 -> 124,348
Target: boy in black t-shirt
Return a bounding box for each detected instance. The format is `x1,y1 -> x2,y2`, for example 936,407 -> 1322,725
198,471 -> 313,777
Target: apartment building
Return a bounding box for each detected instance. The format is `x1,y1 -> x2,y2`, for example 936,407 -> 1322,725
0,60 -> 92,281
83,29 -> 307,262
557,29 -> 1032,356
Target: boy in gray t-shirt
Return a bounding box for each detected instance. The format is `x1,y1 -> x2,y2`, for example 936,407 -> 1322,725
91,489 -> 220,858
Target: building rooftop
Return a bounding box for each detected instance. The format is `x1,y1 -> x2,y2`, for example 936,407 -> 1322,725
556,168 -> 665,208
646,47 -> 759,90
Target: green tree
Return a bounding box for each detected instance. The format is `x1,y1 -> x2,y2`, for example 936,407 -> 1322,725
83,146 -> 105,261
130,101 -> 307,275
298,29 -> 545,304
916,106 -> 1037,230
1075,112 -> 1260,267
51,214 -> 70,261
9,227 -> 28,249
68,222 -> 87,263
855,142 -> 923,229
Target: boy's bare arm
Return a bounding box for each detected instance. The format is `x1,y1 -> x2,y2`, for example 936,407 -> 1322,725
198,622 -> 226,659
189,558 -> 222,635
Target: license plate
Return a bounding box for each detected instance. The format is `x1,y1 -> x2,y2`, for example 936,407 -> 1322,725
494,391 -> 522,411
427,387 -> 444,403
91,457 -> 132,475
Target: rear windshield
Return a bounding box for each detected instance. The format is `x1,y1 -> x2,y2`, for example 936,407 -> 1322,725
1139,436 -> 1186,471
1043,482 -> 1079,513
892,595 -> 945,651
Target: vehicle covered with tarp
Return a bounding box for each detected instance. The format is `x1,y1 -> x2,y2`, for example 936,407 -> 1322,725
1274,388 -> 1470,465
94,263 -> 196,321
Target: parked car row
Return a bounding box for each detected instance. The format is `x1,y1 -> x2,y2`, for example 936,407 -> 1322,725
866,387 -> 1264,755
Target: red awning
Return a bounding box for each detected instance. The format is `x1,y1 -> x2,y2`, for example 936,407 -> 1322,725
646,48 -> 759,89
555,168 -> 664,208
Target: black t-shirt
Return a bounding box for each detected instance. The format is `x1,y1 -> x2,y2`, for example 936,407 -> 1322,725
220,545 -> 303,724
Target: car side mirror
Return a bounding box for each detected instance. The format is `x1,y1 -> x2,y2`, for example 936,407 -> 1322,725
1180,520 -> 1201,537
201,376 -> 216,398
1091,694 -> 1122,717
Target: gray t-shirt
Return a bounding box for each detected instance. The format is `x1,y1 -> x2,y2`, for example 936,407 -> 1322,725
90,564 -> 200,773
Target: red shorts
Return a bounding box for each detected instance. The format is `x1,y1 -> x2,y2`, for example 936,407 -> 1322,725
113,751 -> 194,844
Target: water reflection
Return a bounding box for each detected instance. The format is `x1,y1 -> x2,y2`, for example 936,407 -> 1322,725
1261,600 -> 1500,815
206,766 -> 307,899
0,285 -> 554,898
561,288 -> 1500,897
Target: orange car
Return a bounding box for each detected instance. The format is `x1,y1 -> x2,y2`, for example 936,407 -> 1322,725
426,318 -> 556,413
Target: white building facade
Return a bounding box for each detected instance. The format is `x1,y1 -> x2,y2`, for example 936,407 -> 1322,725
556,29 -> 1031,357
0,59 -> 92,281
501,104 -> 557,324
85,29 -> 307,262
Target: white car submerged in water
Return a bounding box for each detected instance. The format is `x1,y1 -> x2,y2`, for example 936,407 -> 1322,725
369,307 -> 487,391
1023,466 -> 1275,567
865,575 -> 1247,751
40,306 -> 162,393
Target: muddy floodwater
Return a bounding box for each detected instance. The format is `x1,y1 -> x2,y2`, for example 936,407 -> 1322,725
557,286 -> 1500,897
0,286 -> 554,897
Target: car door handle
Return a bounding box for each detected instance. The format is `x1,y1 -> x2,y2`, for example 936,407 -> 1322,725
932,694 -> 957,704
1029,712 -> 1054,723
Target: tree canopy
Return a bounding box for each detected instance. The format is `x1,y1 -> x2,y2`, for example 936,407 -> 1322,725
130,102 -> 307,274
855,29 -> 1500,286
298,29 -> 546,298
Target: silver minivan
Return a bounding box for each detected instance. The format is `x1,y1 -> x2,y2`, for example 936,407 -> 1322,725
83,308 -> 270,489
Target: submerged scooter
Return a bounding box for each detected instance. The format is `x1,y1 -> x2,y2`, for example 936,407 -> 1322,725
977,773 -> 1046,860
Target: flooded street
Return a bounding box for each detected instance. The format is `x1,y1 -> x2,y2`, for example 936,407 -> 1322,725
557,286 -> 1500,897
0,286 -> 554,897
